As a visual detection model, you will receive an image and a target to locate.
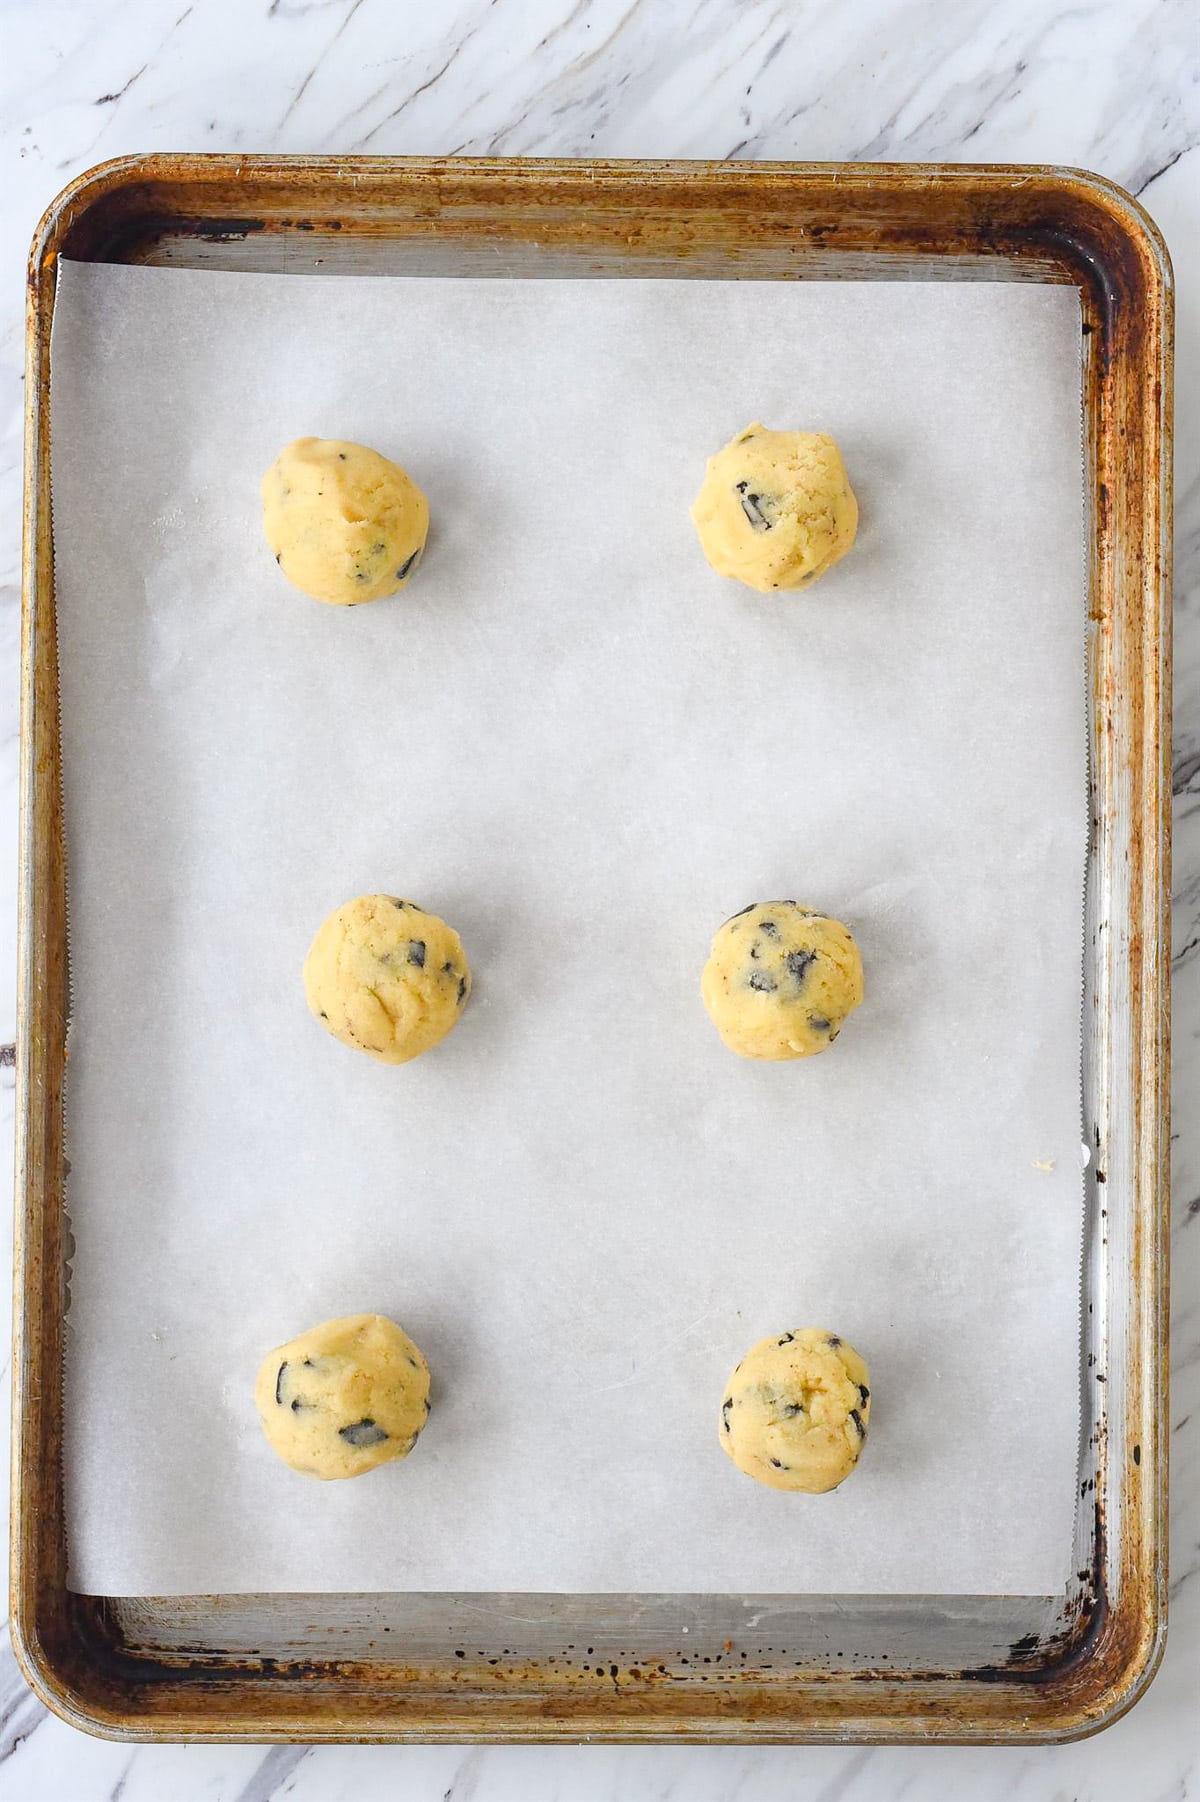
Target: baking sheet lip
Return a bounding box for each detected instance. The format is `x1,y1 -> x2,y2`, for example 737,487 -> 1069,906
15,151 -> 1171,1745
29,155 -> 1174,288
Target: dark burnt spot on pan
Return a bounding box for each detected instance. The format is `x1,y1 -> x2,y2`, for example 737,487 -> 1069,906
407,940 -> 426,968
748,971 -> 777,993
339,1419 -> 388,1448
275,1362 -> 288,1405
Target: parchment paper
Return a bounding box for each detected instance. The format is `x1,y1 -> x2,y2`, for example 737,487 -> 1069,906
51,261 -> 1086,1596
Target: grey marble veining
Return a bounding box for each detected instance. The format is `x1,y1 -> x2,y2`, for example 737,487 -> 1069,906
0,0 -> 1196,1796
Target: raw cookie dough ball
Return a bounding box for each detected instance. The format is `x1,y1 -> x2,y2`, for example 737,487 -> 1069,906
255,1313 -> 431,1481
262,437 -> 428,605
304,894 -> 471,1065
691,424 -> 857,593
720,1328 -> 871,1493
701,901 -> 863,1061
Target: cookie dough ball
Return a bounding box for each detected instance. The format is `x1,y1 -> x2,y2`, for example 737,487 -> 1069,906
304,894 -> 471,1065
255,1313 -> 431,1481
262,437 -> 428,605
701,901 -> 863,1060
691,425 -> 857,593
720,1328 -> 871,1493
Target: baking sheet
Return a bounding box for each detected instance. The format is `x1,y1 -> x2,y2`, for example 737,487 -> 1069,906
50,261 -> 1086,1597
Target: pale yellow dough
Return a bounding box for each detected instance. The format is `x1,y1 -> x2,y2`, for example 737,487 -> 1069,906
720,1328 -> 871,1494
691,425 -> 857,593
255,1313 -> 431,1481
262,437 -> 429,605
701,901 -> 863,1060
304,894 -> 471,1064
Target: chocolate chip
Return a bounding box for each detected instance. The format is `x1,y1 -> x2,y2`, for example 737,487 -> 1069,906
849,1409 -> 866,1440
769,1457 -> 784,1469
442,960 -> 455,974
748,971 -> 777,992
724,903 -> 757,926
423,1397 -> 431,1414
457,975 -> 468,1003
275,1362 -> 288,1405
319,1010 -> 329,1020
303,1358 -> 315,1368
783,1402 -> 802,1417
395,547 -> 421,582
392,898 -> 408,909
274,552 -> 282,565
786,949 -> 816,985
777,1332 -> 795,1345
808,1015 -> 832,1032
722,1396 -> 733,1433
749,944 -> 760,960
339,1419 -> 388,1448
338,452 -> 347,460
858,1384 -> 870,1404
408,940 -> 426,968
407,1356 -> 419,1370
371,541 -> 387,556
290,1398 -> 304,1412
758,919 -> 780,939
734,481 -> 772,531
827,1335 -> 842,1349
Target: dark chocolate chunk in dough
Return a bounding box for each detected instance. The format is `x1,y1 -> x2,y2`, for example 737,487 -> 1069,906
786,948 -> 816,985
407,940 -> 426,968
395,547 -> 421,582
734,481 -> 772,531
275,1362 -> 288,1406
339,1418 -> 389,1448
748,970 -> 777,992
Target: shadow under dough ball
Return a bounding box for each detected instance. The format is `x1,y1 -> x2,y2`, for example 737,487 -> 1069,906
303,894 -> 471,1064
254,1313 -> 432,1481
690,424 -> 857,592
262,436 -> 428,604
720,1328 -> 871,1494
701,900 -> 863,1060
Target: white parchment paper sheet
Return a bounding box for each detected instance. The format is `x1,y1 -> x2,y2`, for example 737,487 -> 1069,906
51,261 -> 1085,1596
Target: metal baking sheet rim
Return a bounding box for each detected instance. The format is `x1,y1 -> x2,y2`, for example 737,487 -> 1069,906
12,155 -> 1173,1744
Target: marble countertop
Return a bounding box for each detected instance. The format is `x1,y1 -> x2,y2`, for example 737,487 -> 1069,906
0,2 -> 1195,1797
